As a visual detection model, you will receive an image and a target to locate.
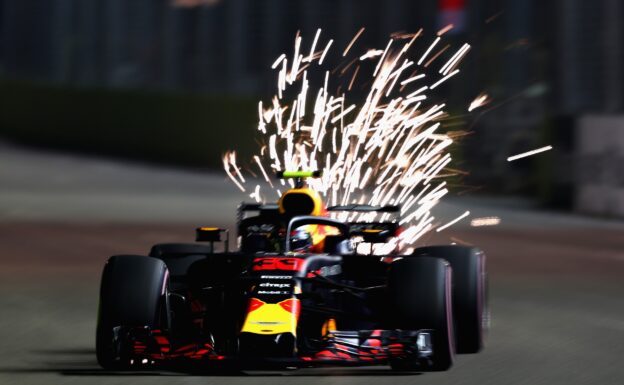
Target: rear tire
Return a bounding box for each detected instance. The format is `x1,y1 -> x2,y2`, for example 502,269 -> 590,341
413,245 -> 488,353
387,256 -> 454,371
96,255 -> 169,369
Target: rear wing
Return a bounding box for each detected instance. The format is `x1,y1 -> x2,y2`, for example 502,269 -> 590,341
237,201 -> 402,243
327,204 -> 400,213
328,204 -> 402,244
239,203 -> 400,215
237,203 -> 280,236
349,221 -> 400,243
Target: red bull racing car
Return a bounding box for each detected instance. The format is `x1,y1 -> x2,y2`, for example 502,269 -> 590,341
96,171 -> 488,372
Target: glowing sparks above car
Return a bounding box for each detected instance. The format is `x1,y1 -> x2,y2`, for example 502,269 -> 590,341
224,29 -> 473,246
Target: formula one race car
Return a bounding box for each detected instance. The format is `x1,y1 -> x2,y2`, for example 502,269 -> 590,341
96,171 -> 488,372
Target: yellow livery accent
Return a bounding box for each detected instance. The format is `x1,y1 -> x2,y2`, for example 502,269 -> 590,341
278,187 -> 324,216
280,171 -> 321,178
241,298 -> 300,336
321,318 -> 337,336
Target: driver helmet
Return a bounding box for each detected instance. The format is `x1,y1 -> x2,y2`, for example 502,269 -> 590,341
290,228 -> 313,252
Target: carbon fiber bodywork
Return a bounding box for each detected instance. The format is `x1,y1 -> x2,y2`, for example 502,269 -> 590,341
97,199 -> 484,372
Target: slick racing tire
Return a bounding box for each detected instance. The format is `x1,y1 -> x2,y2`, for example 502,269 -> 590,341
413,245 -> 488,354
96,255 -> 169,370
387,256 -> 454,371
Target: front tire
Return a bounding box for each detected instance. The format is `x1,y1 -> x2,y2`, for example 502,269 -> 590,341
96,255 -> 169,369
387,256 -> 454,371
413,245 -> 488,353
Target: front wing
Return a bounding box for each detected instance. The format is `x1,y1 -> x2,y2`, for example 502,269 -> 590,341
119,327 -> 434,369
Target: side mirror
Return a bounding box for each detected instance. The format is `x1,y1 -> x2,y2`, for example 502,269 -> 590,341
195,227 -> 229,252
349,222 -> 399,243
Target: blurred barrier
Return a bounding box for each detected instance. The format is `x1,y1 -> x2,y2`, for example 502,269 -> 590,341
535,115 -> 575,210
575,115 -> 624,218
0,80 -> 258,168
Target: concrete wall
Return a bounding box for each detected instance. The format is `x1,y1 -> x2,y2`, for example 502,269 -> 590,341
575,115 -> 624,217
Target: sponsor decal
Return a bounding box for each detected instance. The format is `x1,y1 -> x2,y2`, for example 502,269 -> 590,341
259,282 -> 291,288
252,257 -> 303,271
246,224 -> 277,233
257,290 -> 290,295
318,264 -> 342,276
260,275 -> 292,279
307,264 -> 342,278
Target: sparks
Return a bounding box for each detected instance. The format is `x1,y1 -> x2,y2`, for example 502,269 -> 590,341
319,40 -> 333,65
430,69 -> 459,89
400,73 -> 426,85
507,146 -> 553,162
449,236 -> 474,246
417,36 -> 441,65
437,24 -> 454,36
306,28 -> 322,62
360,49 -> 384,61
439,43 -> 471,76
468,93 -> 491,112
436,211 -> 470,232
224,31 -> 471,249
423,44 -> 450,68
223,151 -> 246,192
271,54 -> 286,69
343,27 -> 365,57
470,216 -> 501,227
249,184 -> 262,203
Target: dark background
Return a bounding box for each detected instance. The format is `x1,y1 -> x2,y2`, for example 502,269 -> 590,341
1,1 -> 624,384
2,0 -> 618,211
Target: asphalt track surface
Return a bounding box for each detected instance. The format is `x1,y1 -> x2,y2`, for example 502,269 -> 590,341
1,142 -> 624,385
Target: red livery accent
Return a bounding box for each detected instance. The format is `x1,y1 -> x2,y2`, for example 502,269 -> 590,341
247,297 -> 265,312
252,257 -> 304,271
278,298 -> 300,318
315,350 -> 335,359
439,0 -> 464,10
154,336 -> 169,345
